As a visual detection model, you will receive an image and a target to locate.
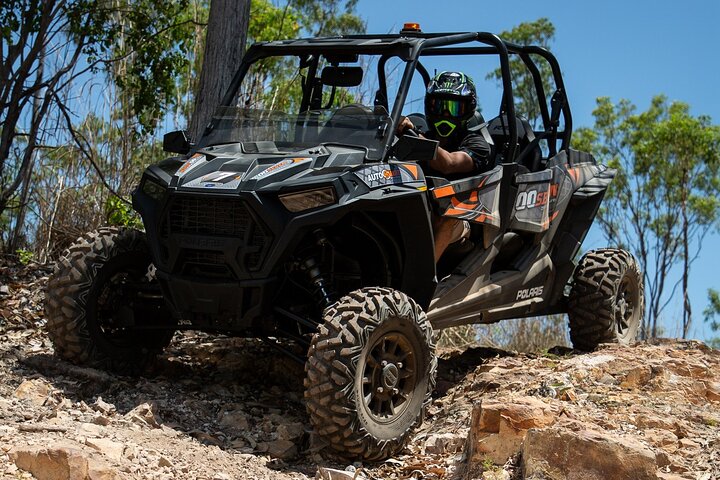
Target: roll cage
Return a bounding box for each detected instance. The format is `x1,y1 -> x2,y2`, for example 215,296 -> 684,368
217,30 -> 572,165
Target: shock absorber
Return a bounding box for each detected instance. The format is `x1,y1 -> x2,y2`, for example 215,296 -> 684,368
303,256 -> 334,307
302,229 -> 335,307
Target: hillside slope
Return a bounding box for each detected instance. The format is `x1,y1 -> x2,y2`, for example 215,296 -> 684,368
1,259 -> 718,479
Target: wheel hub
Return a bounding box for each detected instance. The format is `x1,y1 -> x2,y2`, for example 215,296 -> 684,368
382,363 -> 399,389
615,277 -> 636,336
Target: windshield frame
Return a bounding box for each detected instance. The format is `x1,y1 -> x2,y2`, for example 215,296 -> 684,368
199,31 -> 572,163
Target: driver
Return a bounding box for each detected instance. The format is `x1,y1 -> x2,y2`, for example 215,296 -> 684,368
396,71 -> 493,262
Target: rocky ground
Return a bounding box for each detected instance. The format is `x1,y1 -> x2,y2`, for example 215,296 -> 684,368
1,258 -> 719,480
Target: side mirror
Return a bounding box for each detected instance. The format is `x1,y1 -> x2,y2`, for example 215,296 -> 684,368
391,135 -> 438,162
163,130 -> 193,154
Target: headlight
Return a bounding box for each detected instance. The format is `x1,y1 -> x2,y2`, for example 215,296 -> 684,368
141,177 -> 166,201
279,187 -> 336,213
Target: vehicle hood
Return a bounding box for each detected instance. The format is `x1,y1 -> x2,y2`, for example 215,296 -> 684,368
169,143 -> 369,192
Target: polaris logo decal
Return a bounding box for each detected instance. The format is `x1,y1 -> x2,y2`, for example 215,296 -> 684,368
516,286 -> 543,300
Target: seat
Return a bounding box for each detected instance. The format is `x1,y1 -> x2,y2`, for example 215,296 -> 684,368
487,114 -> 542,172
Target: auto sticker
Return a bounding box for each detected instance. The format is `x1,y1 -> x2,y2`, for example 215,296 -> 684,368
252,157 -> 312,180
356,164 -> 425,189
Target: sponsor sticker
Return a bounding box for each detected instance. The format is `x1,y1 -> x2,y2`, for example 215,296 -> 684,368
175,154 -> 206,176
357,164 -> 422,189
515,184 -> 559,211
252,157 -> 311,180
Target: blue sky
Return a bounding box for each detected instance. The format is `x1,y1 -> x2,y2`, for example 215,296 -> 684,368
360,0 -> 720,340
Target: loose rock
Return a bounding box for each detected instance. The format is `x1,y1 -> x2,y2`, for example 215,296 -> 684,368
521,427 -> 658,480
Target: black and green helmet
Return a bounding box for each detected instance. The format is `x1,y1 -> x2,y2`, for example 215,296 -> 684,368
425,71 -> 477,137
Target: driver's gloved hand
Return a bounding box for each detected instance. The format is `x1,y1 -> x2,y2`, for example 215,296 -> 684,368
396,116 -> 415,136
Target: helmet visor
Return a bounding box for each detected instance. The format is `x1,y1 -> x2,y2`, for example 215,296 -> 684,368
426,97 -> 470,118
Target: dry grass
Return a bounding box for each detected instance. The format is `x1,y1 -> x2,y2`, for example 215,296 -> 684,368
436,315 -> 570,353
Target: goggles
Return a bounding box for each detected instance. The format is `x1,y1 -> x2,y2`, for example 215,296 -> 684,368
426,97 -> 471,118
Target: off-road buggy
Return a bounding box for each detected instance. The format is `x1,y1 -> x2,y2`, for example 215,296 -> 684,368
45,26 -> 644,460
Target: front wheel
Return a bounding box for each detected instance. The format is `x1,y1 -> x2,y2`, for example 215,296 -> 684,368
567,248 -> 644,351
304,287 -> 436,461
45,227 -> 175,373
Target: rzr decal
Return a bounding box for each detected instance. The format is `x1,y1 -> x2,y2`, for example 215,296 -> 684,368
200,171 -> 237,184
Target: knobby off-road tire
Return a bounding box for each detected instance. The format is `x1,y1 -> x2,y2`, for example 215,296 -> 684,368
304,287 -> 437,461
45,227 -> 175,374
568,248 -> 644,351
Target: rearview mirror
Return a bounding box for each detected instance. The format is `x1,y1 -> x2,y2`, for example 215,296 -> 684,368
321,66 -> 363,87
163,130 -> 193,154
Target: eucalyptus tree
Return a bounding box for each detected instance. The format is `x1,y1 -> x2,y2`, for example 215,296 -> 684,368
574,96 -> 720,338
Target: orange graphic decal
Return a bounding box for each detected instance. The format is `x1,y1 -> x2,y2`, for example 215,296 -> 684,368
432,185 -> 456,199
403,164 -> 419,180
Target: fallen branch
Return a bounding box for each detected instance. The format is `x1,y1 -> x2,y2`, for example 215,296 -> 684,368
18,424 -> 69,433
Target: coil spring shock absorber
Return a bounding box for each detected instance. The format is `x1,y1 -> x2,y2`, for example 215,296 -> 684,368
302,229 -> 335,308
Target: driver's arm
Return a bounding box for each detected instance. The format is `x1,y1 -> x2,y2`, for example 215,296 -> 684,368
430,148 -> 474,175
397,116 -> 475,175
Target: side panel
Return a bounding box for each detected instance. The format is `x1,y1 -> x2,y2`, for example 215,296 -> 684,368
429,165 -> 503,227
509,169 -> 552,232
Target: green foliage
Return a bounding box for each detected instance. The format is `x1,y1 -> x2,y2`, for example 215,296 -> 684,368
705,288 -> 720,331
249,0 -> 301,42
2,0 -> 366,257
481,457 -> 498,471
581,95 -> 720,337
292,0 -> 365,37
105,195 -> 143,229
15,248 -> 34,265
487,18 -> 556,126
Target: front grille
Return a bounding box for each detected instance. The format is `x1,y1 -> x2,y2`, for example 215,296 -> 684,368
161,196 -> 273,274
168,197 -> 252,237
180,249 -> 233,279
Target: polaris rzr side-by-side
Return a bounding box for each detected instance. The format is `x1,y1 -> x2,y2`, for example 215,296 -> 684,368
45,25 -> 644,460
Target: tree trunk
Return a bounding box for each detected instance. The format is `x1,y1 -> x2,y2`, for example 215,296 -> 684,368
10,48 -> 46,252
188,0 -> 251,142
681,169 -> 691,338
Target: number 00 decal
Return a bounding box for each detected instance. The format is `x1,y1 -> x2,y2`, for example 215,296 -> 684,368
515,190 -> 538,211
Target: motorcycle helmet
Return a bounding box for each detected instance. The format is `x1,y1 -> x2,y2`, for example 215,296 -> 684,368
425,71 -> 477,138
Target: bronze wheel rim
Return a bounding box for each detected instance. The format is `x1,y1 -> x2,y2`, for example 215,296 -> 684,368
360,332 -> 418,424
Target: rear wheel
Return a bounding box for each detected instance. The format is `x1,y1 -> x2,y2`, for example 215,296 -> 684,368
304,287 -> 436,461
568,248 -> 643,351
45,227 -> 175,373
